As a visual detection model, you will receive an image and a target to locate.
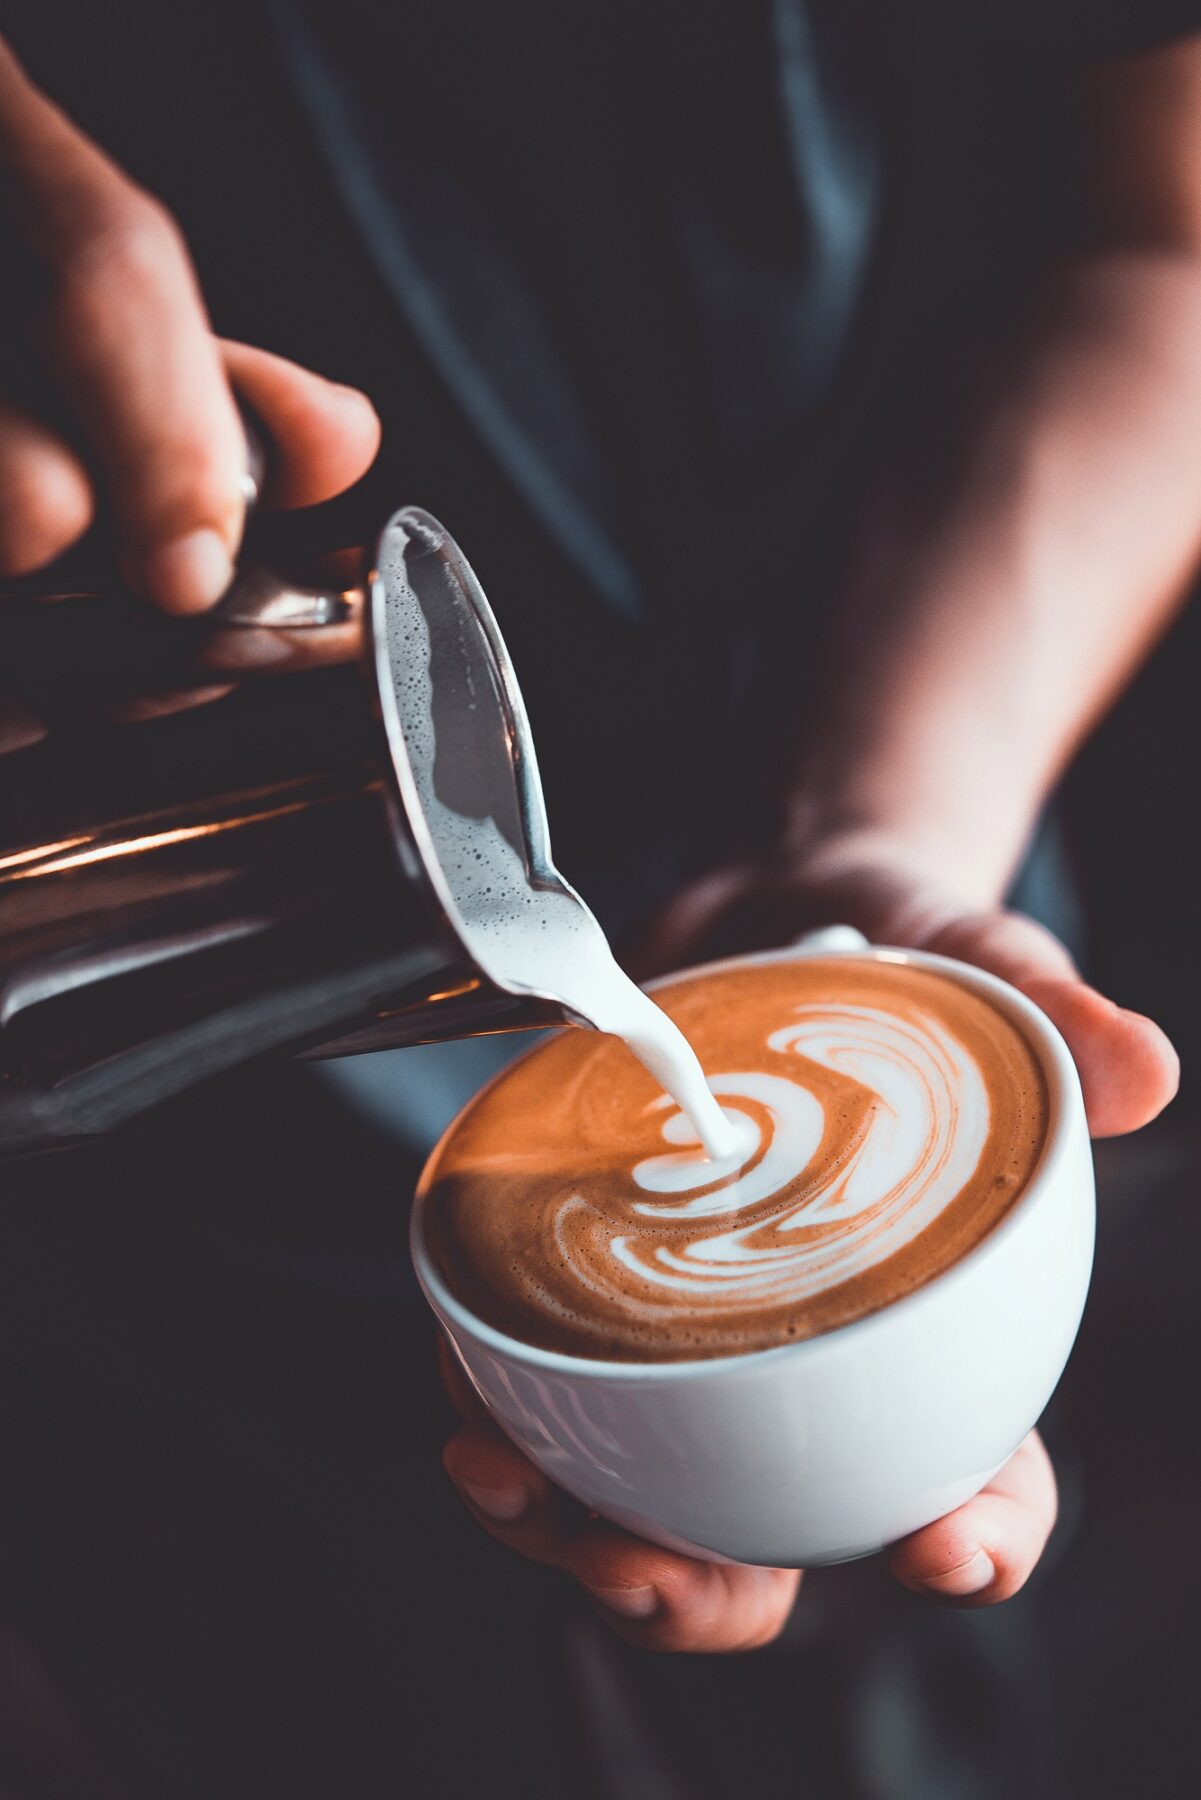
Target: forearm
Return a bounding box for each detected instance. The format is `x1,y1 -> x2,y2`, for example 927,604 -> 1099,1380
791,250 -> 1201,904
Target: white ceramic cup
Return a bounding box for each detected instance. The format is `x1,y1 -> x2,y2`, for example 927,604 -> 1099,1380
411,933 -> 1095,1568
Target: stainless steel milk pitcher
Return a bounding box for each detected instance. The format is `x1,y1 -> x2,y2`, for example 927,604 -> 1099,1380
0,509 -> 566,1154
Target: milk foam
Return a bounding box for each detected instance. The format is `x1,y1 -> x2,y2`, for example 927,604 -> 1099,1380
423,956 -> 1049,1359
602,1001 -> 990,1310
382,524 -> 740,1160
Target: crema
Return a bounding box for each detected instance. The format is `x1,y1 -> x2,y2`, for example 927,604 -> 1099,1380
421,956 -> 1050,1360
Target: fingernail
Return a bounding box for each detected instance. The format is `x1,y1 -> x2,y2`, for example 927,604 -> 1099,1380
144,528 -> 234,612
327,379 -> 373,412
581,1583 -> 659,1621
207,627 -> 298,668
921,1549 -> 995,1597
460,1479 -> 528,1523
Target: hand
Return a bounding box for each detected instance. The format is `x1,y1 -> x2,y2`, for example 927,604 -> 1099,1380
440,1336 -> 806,1653
0,40 -> 380,608
441,830 -> 1177,1652
626,829 -> 1179,1139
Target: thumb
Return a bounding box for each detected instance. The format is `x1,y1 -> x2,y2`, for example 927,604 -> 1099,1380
220,341 -> 380,511
916,909 -> 1179,1138
626,851 -> 1180,1139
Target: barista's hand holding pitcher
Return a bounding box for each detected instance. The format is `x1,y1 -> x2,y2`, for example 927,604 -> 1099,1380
0,42 -> 378,607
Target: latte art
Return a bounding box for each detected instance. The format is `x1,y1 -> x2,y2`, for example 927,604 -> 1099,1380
615,1000 -> 990,1308
422,957 -> 1050,1360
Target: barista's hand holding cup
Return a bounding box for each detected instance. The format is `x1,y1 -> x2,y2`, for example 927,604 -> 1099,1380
425,897 -> 1178,1651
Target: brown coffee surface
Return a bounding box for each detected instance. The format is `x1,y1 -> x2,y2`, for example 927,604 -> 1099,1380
420,956 -> 1050,1361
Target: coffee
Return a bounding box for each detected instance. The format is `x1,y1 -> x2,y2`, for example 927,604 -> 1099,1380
382,525 -> 739,1161
421,955 -> 1051,1361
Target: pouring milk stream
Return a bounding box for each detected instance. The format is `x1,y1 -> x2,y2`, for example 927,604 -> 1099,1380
383,527 -> 744,1165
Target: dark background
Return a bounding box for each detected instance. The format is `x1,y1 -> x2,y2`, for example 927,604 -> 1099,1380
1,0 -> 1200,1794
1064,588 -> 1201,1096
0,640 -> 1196,1798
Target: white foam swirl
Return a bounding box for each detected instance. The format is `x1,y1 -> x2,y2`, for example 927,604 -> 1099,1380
572,1001 -> 991,1313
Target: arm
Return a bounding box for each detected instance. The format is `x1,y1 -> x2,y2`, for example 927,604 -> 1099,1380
642,38 -> 1197,1136
797,65 -> 1201,905
447,40 -> 1194,1650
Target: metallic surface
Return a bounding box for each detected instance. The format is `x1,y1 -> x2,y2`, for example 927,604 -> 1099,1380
0,511 -> 562,1154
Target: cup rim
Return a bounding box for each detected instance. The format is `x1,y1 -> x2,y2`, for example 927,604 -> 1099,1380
410,942 -> 1083,1383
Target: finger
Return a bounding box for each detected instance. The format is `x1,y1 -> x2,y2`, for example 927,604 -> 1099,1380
1,45 -> 246,611
0,396 -> 94,575
436,1331 -> 492,1424
219,341 -> 379,511
442,1422 -> 587,1565
1021,977 -> 1179,1138
889,1430 -> 1058,1605
198,621 -> 362,677
567,1527 -> 802,1653
98,683 -> 233,724
916,905 -> 1077,988
443,1418 -> 801,1652
921,911 -> 1180,1136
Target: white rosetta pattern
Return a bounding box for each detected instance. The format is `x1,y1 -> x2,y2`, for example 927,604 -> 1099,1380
558,1003 -> 991,1316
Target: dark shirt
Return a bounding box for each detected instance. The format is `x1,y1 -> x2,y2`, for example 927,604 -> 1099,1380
3,8 -> 1201,1796
9,0 -> 1201,907
277,0 -> 883,619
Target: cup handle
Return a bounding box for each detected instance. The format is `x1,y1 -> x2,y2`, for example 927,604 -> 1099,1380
789,924 -> 871,955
